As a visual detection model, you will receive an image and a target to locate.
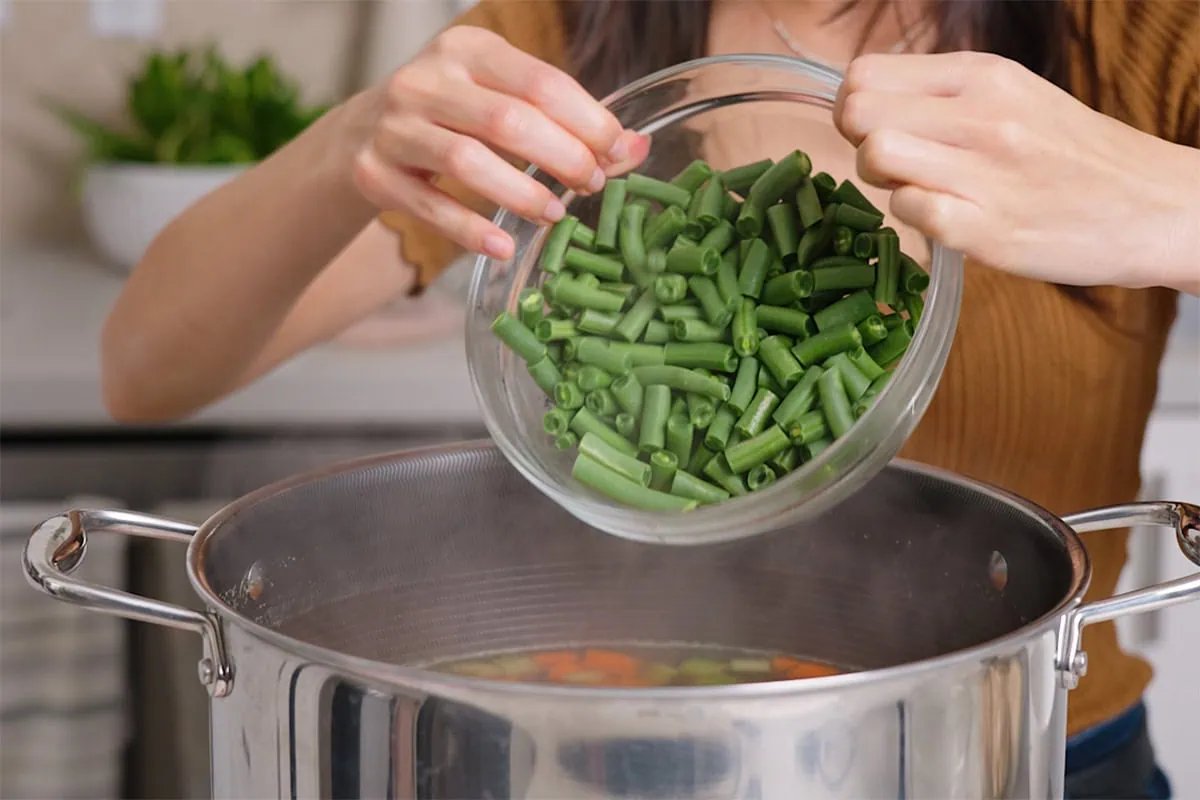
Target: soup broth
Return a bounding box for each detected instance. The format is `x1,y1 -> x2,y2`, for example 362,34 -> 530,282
429,643 -> 846,687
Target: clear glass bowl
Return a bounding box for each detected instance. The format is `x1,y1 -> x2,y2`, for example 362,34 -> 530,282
466,54 -> 963,545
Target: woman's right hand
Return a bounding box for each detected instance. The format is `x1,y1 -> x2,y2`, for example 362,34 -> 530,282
349,26 -> 647,261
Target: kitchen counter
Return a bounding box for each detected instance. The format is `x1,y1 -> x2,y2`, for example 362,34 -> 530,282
1,246 -> 1196,430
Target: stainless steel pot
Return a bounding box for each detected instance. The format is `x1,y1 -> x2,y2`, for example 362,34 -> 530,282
24,442 -> 1200,800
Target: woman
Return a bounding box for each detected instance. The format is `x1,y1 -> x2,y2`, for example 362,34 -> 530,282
102,0 -> 1198,795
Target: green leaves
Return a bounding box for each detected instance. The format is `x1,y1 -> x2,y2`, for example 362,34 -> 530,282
53,45 -> 326,165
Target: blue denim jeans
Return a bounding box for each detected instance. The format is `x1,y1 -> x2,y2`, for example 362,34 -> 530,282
1064,702 -> 1171,799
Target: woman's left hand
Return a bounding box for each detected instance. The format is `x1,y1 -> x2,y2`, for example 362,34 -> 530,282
834,51 -> 1200,294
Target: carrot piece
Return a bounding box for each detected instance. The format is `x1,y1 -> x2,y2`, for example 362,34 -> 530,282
531,650 -> 581,671
785,662 -> 841,680
581,649 -> 641,676
771,656 -> 806,673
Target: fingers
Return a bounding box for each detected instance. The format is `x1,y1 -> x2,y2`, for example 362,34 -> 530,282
837,91 -> 978,149
889,184 -> 984,254
856,129 -> 976,196
458,30 -> 626,162
840,51 -> 1000,98
427,82 -> 606,195
353,148 -> 514,260
375,115 -> 566,225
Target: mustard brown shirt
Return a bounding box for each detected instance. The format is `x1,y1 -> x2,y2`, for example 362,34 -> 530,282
382,0 -> 1196,735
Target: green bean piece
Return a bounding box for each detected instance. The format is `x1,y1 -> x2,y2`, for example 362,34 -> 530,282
551,276 -> 626,312
770,446 -> 802,474
518,288 -> 545,330
703,454 -> 749,497
577,337 -> 634,374
615,411 -> 638,438
738,238 -> 771,299
554,431 -> 579,451
773,364 -> 823,429
788,409 -> 828,445
660,344 -> 739,375
569,220 -> 596,250
665,244 -> 720,276
722,158 -> 774,195
638,384 -> 672,453
761,271 -> 815,306
686,392 -> 716,429
659,303 -> 702,322
636,364 -> 734,400
572,454 -> 698,512
586,387 -> 620,417
575,272 -> 601,289
666,413 -> 695,465
670,395 -> 688,419
791,322 -> 862,367
670,469 -> 731,504
491,312 -> 548,363
883,312 -> 906,330
570,407 -> 638,456
647,247 -> 669,274
555,381 -> 585,410
700,219 -> 736,254
734,388 -> 781,439
799,437 -> 833,462
723,194 -> 742,222
695,175 -> 727,229
846,346 -> 885,381
684,188 -> 708,240
795,222 -> 834,268
748,464 -> 778,491
904,291 -> 925,328
561,362 -> 581,383
873,231 -> 901,307
527,356 -> 562,396
812,256 -> 868,271
577,365 -> 614,391
649,450 -> 679,492
794,178 -> 823,228
853,232 -> 876,260
644,320 -> 673,344
766,204 -> 800,260
716,249 -> 741,304
825,352 -> 872,401
561,336 -> 585,361
688,444 -> 717,474
864,370 -> 894,399
830,179 -> 883,216
732,298 -> 759,357
735,201 -> 765,239
756,357 -> 787,397
653,273 -> 687,305
725,424 -> 790,474
671,234 -> 700,252
539,216 -> 579,273
851,396 -> 874,420
832,225 -> 855,257
817,366 -> 855,438
643,206 -> 689,251
757,335 -> 805,390
857,314 -> 889,346
609,342 -> 666,366
728,357 -> 760,414
704,405 -> 737,451
578,431 -> 651,487
618,201 -> 652,287
757,305 -> 815,338
900,254 -> 931,293
682,276 -> 727,327
565,247 -> 624,281
595,179 -> 626,251
811,264 -> 876,293
613,288 -> 660,343
748,150 -> 812,208
609,372 -> 644,417
627,173 -> 692,209
814,289 -> 878,332
868,322 -> 914,368
546,342 -> 564,364
598,281 -> 637,302
577,309 -> 621,336
544,407 -> 572,435
811,171 -> 837,203
833,202 -> 884,232
673,319 -> 726,342
671,159 -> 715,193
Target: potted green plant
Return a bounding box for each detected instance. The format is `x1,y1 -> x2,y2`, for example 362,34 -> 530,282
53,46 -> 329,271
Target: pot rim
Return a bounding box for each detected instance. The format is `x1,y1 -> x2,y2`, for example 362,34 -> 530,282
186,439 -> 1091,701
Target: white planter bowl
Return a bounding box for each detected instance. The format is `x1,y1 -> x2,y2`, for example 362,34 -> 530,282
81,163 -> 247,272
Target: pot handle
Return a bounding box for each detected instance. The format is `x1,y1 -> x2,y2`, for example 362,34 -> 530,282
1055,501 -> 1200,689
24,509 -> 233,697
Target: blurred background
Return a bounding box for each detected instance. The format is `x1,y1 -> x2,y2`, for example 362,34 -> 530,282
0,1 -> 1196,798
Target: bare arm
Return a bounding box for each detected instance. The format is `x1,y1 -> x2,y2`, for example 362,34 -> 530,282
101,94 -> 411,422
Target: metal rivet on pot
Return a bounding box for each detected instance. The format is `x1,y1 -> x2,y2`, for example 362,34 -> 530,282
988,551 -> 1009,591
1072,652 -> 1088,677
198,658 -> 215,684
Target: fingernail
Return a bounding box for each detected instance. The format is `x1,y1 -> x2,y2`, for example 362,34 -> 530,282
587,167 -> 606,194
483,234 -> 512,260
544,197 -> 567,222
607,139 -> 629,163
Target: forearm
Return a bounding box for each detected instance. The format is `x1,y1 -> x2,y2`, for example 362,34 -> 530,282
1160,141 -> 1200,297
102,93 -> 379,421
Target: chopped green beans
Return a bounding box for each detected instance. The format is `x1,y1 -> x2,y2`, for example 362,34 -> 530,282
496,162 -> 929,513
